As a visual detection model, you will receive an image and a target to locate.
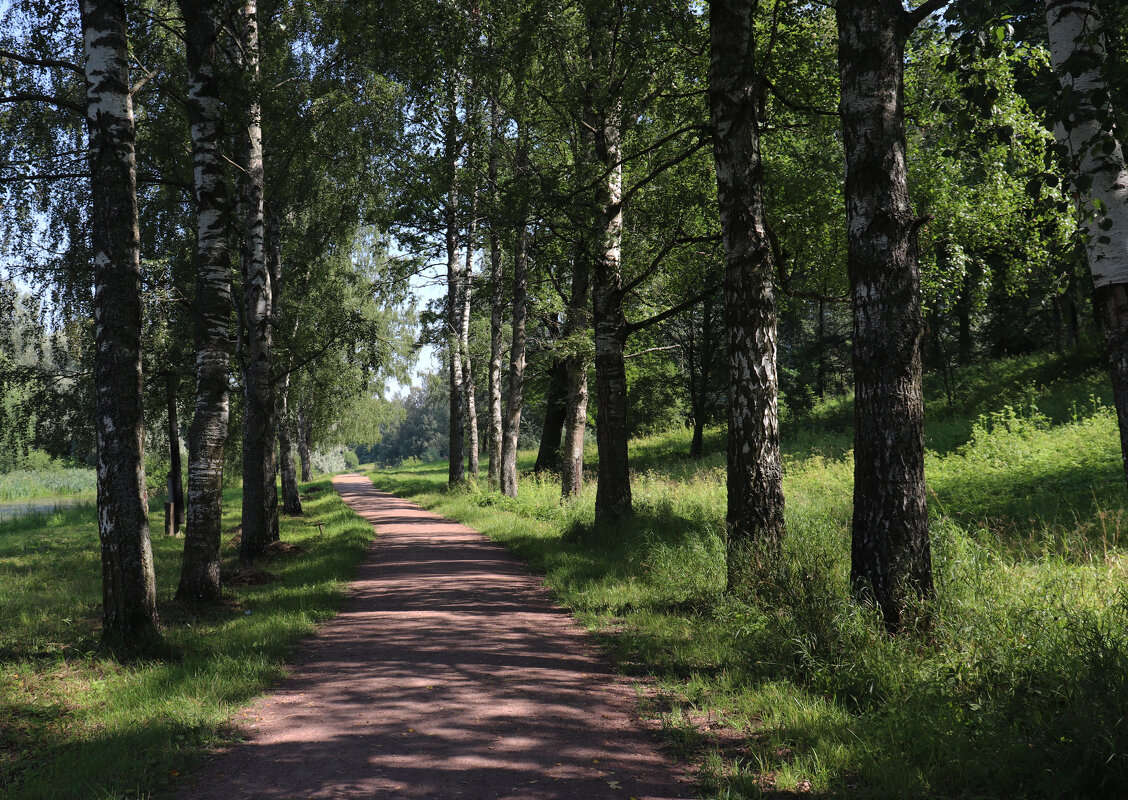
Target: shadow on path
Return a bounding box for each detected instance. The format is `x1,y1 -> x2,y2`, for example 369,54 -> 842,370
179,473 -> 694,800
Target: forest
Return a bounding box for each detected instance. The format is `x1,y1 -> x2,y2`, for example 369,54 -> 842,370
3,0 -> 1128,797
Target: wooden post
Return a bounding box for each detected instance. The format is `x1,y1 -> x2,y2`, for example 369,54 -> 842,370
164,501 -> 175,537
166,472 -> 181,533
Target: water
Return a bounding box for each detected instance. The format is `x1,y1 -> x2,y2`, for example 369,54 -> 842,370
0,496 -> 92,522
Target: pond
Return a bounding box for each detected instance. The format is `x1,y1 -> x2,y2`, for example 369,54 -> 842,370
0,496 -> 93,523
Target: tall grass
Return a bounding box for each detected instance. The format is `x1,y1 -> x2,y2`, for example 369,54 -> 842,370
0,478 -> 375,800
369,350 -> 1128,798
0,467 -> 96,502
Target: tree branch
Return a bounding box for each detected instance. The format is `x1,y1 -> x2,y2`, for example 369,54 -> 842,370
904,0 -> 950,31
767,223 -> 850,303
0,92 -> 83,114
764,78 -> 840,117
130,63 -> 159,96
622,134 -> 713,205
624,225 -> 684,294
625,281 -> 721,337
624,231 -> 720,294
0,50 -> 82,75
0,171 -> 88,183
625,344 -> 681,359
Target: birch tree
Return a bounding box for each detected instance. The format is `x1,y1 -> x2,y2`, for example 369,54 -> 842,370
298,405 -> 313,480
444,74 -> 467,487
500,114 -> 529,497
581,2 -> 631,520
836,0 -> 945,630
572,1 -> 709,521
1044,0 -> 1128,490
175,0 -> 233,604
560,243 -> 592,499
709,0 -> 786,584
80,0 -> 159,642
236,0 -> 278,561
461,263 -> 480,480
534,318 -> 568,474
277,374 -> 302,513
460,137 -> 481,480
486,94 -> 505,488
271,206 -> 301,515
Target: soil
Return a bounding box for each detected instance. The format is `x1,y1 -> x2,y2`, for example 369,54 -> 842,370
177,473 -> 696,799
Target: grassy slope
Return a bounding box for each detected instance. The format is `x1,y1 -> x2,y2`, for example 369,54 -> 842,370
368,350 -> 1128,798
0,479 -> 374,800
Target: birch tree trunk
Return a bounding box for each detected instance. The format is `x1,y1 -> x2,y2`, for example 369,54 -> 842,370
578,3 -> 633,521
277,373 -> 302,514
837,0 -> 934,630
80,0 -> 158,642
298,405 -> 313,481
709,0 -> 786,587
445,81 -> 466,487
1045,0 -> 1128,491
165,375 -> 184,531
176,0 -> 231,604
487,203 -> 504,485
486,82 -> 504,489
816,298 -> 827,397
461,195 -> 480,480
500,122 -> 529,498
561,244 -> 591,499
534,353 -> 568,474
688,292 -> 719,460
237,0 -> 278,561
261,201 -> 282,537
686,323 -> 702,458
590,104 -> 632,522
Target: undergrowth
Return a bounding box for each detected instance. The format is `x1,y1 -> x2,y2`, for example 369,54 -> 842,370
368,350 -> 1128,798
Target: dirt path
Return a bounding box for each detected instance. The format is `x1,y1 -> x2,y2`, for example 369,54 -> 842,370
180,473 -> 695,799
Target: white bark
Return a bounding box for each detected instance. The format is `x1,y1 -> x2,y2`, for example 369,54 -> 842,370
461,252 -> 479,477
487,98 -> 504,488
178,0 -> 233,603
1045,0 -> 1128,288
237,0 -> 277,559
81,0 -> 158,640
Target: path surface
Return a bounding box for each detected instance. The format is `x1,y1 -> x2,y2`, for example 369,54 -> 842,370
180,473 -> 694,800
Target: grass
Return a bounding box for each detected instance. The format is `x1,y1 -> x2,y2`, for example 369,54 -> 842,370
0,477 -> 375,800
367,349 -> 1128,798
0,467 -> 96,502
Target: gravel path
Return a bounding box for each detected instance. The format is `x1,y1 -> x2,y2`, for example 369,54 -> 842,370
179,473 -> 695,799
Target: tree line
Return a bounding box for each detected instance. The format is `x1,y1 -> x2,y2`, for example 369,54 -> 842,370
1,0 -> 413,648
371,0 -> 1128,632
